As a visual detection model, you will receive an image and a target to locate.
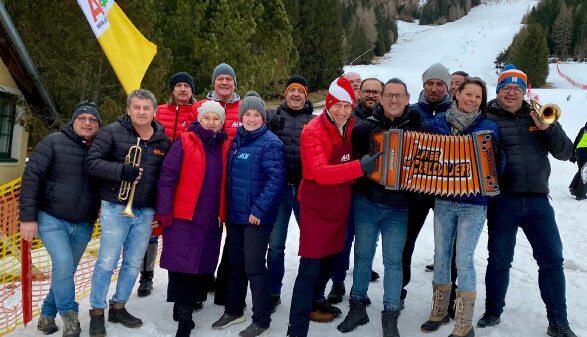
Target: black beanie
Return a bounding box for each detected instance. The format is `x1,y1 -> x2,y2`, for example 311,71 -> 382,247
72,101 -> 102,126
169,72 -> 195,94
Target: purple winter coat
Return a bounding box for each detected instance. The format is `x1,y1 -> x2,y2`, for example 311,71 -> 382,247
157,122 -> 227,274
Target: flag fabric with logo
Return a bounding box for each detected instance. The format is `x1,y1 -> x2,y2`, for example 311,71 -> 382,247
77,0 -> 157,94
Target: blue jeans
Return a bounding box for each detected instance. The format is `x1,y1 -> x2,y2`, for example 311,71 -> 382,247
267,185 -> 300,296
351,194 -> 408,311
485,194 -> 568,325
433,199 -> 486,291
90,200 -> 154,309
37,211 -> 94,317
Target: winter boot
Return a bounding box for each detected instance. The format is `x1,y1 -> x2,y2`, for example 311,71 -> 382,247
137,240 -> 158,297
448,283 -> 458,319
270,295 -> 281,313
370,270 -> 380,282
327,282 -> 346,304
310,299 -> 342,323
425,263 -> 434,272
382,309 -> 400,337
37,316 -> 59,334
108,302 -> 143,328
175,303 -> 195,337
476,313 -> 500,328
337,299 -> 369,333
421,282 -> 452,332
449,290 -> 476,337
547,324 -> 577,337
61,310 -> 81,337
238,323 -> 269,337
88,308 -> 106,337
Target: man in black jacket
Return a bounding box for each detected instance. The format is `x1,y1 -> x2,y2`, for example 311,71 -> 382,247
266,75 -> 317,314
85,89 -> 171,337
20,101 -> 102,337
477,65 -> 576,337
338,78 -> 425,337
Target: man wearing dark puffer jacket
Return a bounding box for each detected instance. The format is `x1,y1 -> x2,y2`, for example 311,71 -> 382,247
85,89 -> 171,337
20,101 -> 102,337
477,64 -> 577,337
265,75 -> 316,313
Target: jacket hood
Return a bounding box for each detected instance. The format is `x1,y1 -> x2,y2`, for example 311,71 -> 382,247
417,90 -> 452,113
61,121 -> 92,146
487,98 -> 531,117
117,113 -> 168,142
369,104 -> 419,129
206,90 -> 241,104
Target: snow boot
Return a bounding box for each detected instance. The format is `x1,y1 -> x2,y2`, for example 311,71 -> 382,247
337,299 -> 369,333
421,282 -> 452,332
88,308 -> 106,337
476,313 -> 500,328
448,283 -> 458,319
547,324 -> 577,337
37,316 -> 58,335
137,240 -> 157,297
327,282 -> 345,304
310,299 -> 341,323
61,310 -> 81,337
449,290 -> 476,337
175,303 -> 195,337
382,309 -> 400,337
370,270 -> 380,282
108,302 -> 143,328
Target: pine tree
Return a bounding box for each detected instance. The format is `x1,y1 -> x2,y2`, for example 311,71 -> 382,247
507,24 -> 549,87
550,3 -> 574,59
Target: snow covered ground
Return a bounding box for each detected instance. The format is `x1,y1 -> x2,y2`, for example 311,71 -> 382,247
9,0 -> 587,336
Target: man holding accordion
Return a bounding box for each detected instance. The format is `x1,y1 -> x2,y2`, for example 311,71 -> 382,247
85,89 -> 171,337
477,65 -> 577,337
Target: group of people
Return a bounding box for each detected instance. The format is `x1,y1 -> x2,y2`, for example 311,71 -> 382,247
19,61 -> 577,337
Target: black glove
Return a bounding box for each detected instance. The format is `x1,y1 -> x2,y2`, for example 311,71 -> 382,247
121,165 -> 140,183
360,151 -> 384,173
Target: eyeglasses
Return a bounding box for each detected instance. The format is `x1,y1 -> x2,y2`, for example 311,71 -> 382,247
77,116 -> 99,124
361,90 -> 381,97
382,93 -> 406,100
500,86 -> 524,95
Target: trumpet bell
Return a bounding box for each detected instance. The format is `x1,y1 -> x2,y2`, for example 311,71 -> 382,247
538,103 -> 561,124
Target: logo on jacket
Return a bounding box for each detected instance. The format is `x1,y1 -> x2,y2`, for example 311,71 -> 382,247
237,153 -> 250,160
341,154 -> 351,162
528,126 -> 539,132
231,121 -> 242,127
153,148 -> 165,156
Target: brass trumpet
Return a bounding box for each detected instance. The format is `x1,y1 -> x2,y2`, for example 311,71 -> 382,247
528,99 -> 561,124
119,137 -> 142,217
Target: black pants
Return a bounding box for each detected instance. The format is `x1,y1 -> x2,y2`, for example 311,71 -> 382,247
288,253 -> 339,337
214,244 -> 231,303
225,223 -> 273,329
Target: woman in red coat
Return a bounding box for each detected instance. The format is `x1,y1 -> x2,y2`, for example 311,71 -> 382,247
287,77 -> 381,337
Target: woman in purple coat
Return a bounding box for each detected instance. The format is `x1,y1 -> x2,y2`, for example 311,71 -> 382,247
156,100 -> 232,337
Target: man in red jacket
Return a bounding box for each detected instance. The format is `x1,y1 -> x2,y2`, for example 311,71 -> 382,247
193,63 -> 241,140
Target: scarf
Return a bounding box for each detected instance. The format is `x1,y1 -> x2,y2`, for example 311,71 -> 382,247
445,102 -> 481,135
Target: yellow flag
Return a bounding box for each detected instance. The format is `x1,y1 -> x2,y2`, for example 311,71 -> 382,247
78,0 -> 157,94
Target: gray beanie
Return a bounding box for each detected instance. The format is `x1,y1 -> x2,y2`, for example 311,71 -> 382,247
238,91 -> 266,122
72,101 -> 102,126
422,63 -> 451,89
212,63 -> 237,87
197,100 -> 226,124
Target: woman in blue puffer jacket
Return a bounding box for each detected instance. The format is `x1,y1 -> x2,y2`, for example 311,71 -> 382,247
212,92 -> 285,337
420,77 -> 500,337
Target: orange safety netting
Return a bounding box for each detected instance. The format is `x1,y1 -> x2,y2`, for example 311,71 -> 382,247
0,177 -> 161,336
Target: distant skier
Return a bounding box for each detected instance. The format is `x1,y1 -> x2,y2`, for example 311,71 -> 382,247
566,95 -> 571,101
570,121 -> 587,200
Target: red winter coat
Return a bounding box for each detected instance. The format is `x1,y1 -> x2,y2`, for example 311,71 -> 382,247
156,104 -> 197,140
298,112 -> 363,258
193,92 -> 241,140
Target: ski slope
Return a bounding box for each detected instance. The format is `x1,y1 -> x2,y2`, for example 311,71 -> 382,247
9,0 -> 587,336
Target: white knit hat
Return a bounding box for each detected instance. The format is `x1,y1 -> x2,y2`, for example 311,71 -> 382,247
197,100 -> 226,124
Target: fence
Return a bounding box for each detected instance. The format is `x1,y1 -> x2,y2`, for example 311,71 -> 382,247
556,63 -> 587,89
0,177 -> 161,336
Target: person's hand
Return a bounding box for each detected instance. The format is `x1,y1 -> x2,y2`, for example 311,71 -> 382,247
530,110 -> 550,131
249,214 -> 261,225
20,221 -> 38,242
151,219 -> 160,229
155,214 -> 173,227
121,165 -> 142,184
360,151 -> 384,173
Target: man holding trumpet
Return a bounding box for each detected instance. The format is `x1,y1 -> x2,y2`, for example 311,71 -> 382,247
477,64 -> 577,337
85,89 -> 171,337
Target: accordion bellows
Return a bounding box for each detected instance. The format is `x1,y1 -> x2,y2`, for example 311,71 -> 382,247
368,130 -> 500,197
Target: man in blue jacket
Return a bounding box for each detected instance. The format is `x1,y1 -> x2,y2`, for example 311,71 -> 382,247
477,65 -> 576,337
